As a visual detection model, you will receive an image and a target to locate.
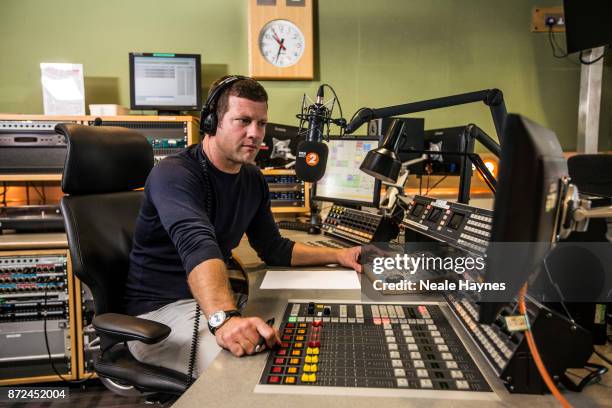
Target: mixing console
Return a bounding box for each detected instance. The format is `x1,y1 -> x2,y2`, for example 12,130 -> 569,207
322,205 -> 398,244
256,301 -> 495,400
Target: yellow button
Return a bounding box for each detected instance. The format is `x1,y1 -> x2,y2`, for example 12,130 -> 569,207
297,329 -> 306,334
299,323 -> 307,327
306,347 -> 313,355
284,377 -> 296,384
290,358 -> 300,365
311,356 -> 319,363
301,373 -> 310,383
312,347 -> 320,355
311,364 -> 318,372
287,367 -> 298,374
309,373 -> 316,383
305,355 -> 312,363
296,336 -> 305,341
291,350 -> 301,356
303,364 -> 311,372
294,342 -> 303,349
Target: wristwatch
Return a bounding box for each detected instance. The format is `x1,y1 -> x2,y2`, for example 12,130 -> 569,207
207,309 -> 241,335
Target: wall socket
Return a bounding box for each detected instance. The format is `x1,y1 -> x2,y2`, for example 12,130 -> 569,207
531,6 -> 565,33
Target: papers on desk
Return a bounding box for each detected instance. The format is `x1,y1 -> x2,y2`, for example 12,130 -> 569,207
260,269 -> 361,290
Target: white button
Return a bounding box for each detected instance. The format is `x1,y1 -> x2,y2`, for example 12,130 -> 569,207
408,344 -> 419,351
438,345 -> 449,352
400,324 -> 410,330
384,330 -> 394,336
446,361 -> 458,369
405,336 -> 415,343
413,360 -> 425,368
416,369 -> 429,378
388,343 -> 398,351
397,378 -> 409,387
402,330 -> 413,336
410,351 -> 422,359
456,380 -> 470,390
392,359 -> 403,368
420,379 -> 433,388
431,331 -> 441,337
386,336 -> 395,343
390,351 -> 400,359
394,368 -> 406,377
441,352 -> 453,360
451,370 -> 464,379
434,337 -> 444,344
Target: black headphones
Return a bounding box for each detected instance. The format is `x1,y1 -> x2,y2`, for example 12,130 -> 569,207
199,75 -> 248,136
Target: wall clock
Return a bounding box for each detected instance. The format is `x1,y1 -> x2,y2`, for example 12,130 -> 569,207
248,0 -> 314,80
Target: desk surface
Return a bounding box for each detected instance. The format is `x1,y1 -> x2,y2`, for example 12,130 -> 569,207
175,231 -> 612,408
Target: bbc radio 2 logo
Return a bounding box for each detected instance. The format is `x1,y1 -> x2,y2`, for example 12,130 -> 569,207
298,151 -> 320,166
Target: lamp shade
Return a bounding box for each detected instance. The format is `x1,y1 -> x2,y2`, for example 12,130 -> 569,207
359,118 -> 404,183
360,147 -> 401,183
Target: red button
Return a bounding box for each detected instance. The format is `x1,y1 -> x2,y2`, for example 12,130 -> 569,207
282,335 -> 291,341
268,376 -> 280,384
313,320 -> 322,327
373,318 -> 382,325
274,358 -> 285,364
286,323 -> 295,328
285,329 -> 294,334
277,349 -> 287,356
382,318 -> 391,324
280,342 -> 289,348
271,366 -> 283,374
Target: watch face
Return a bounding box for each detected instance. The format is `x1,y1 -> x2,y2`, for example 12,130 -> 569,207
258,19 -> 305,67
209,311 -> 226,328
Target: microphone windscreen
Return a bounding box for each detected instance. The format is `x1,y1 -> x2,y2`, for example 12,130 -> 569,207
295,141 -> 328,182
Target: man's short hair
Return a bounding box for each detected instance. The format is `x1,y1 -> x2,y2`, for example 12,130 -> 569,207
208,76 -> 268,122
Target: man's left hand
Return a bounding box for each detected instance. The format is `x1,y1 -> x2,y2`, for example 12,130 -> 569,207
336,246 -> 362,273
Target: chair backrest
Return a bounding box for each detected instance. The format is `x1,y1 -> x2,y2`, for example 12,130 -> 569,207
57,124 -> 153,315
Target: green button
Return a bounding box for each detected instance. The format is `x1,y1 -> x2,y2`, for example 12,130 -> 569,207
288,316 -> 297,322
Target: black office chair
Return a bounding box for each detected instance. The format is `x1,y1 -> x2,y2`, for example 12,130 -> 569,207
57,124 -> 189,400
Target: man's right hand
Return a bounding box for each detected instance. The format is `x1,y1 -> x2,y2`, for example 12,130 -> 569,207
214,316 -> 279,357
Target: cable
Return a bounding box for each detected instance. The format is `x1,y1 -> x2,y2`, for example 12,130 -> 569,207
187,304 -> 201,385
579,47 -> 609,65
425,175 -> 448,195
517,284 -> 572,408
43,287 -> 95,384
548,26 -> 569,59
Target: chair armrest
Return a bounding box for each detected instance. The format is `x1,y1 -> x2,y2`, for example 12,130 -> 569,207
93,313 -> 171,345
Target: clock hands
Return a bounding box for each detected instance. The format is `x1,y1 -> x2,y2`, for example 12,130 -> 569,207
275,38 -> 285,63
271,29 -> 286,51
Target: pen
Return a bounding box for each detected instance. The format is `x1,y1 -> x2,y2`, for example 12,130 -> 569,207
254,318 -> 275,353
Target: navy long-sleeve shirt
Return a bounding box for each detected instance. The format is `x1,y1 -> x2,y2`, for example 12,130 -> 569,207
124,144 -> 295,316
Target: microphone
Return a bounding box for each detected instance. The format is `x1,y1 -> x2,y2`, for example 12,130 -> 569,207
295,85 -> 329,182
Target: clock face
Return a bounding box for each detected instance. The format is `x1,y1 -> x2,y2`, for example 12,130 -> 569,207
258,19 -> 305,68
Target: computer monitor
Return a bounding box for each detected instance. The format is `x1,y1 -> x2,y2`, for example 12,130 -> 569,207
564,0 -> 612,54
255,122 -> 303,168
478,114 -> 568,324
313,136 -> 381,208
129,52 -> 202,113
417,126 -> 474,176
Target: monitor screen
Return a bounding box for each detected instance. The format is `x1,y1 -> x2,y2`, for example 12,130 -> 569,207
478,114 -> 568,324
564,0 -> 612,54
313,136 -> 381,207
255,123 -> 303,168
129,53 -> 201,111
421,126 -> 474,176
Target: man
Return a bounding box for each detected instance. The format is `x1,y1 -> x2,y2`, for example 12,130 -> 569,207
124,75 -> 361,377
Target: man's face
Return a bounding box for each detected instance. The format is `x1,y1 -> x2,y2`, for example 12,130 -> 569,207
214,95 -> 268,166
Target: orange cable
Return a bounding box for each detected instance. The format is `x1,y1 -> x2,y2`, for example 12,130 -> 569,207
518,283 -> 572,408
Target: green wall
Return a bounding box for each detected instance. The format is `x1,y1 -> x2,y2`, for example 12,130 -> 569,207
1,0 -> 610,150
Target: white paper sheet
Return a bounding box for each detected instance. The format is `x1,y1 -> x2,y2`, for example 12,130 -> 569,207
260,269 -> 361,290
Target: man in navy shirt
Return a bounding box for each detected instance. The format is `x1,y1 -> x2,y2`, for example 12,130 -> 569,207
125,76 -> 361,376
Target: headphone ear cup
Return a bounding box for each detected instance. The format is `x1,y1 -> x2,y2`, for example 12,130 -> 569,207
203,112 -> 217,136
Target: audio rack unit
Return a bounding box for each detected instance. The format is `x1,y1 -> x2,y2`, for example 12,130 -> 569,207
262,169 -> 310,215
0,250 -> 77,384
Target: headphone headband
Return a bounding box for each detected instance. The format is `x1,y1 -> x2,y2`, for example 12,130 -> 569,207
199,75 -> 248,136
